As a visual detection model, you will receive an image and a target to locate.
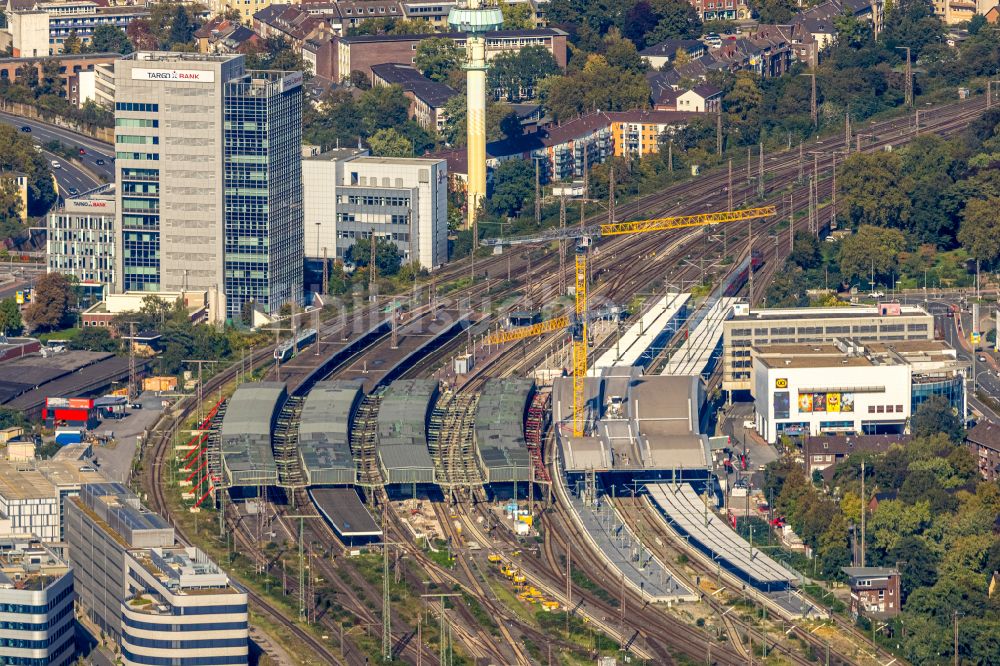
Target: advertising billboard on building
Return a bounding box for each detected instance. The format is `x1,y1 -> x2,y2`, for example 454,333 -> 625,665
773,391 -> 790,419
797,391 -> 855,413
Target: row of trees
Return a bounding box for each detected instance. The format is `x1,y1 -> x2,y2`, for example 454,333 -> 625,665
765,399 -> 1000,663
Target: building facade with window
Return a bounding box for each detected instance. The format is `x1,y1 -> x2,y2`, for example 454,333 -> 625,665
112,52 -> 303,322
65,483 -> 248,666
302,147 -> 447,269
47,186 -> 115,288
751,339 -> 966,443
723,304 -> 935,392
0,539 -> 75,666
2,0 -> 148,57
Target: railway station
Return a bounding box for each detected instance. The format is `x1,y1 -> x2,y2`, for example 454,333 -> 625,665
219,382 -> 286,490
309,487 -> 382,545
473,378 -> 535,485
590,292 -> 690,375
297,380 -> 363,485
376,379 -> 440,490
661,296 -> 738,378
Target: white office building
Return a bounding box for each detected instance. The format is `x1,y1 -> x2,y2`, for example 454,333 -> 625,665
0,539 -> 75,666
303,146 -> 448,270
752,339 -> 967,443
46,185 -> 115,287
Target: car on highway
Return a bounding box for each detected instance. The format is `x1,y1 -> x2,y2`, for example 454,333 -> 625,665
78,148 -> 86,156
68,187 -> 79,196
868,290 -> 885,298
50,160 -> 61,169
95,158 -> 106,166
19,125 -> 31,133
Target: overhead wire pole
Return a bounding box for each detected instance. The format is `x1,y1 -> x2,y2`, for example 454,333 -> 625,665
716,111 -> 723,154
800,71 -> 818,129
534,157 -> 541,227
127,320 -> 138,402
757,143 -> 764,198
896,46 -> 913,107
284,514 -> 324,623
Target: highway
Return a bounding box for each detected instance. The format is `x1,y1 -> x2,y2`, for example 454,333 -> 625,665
0,110 -> 112,197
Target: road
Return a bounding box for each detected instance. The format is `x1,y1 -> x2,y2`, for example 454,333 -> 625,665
0,110 -> 112,197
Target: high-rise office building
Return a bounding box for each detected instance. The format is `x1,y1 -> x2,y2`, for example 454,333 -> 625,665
65,483 -> 249,666
112,52 -> 303,322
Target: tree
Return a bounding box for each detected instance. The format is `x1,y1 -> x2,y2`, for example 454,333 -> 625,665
88,25 -> 133,54
346,237 -> 402,276
723,71 -> 763,145
643,0 -> 703,44
837,225 -> 907,282
969,13 -> 987,35
125,20 -> 158,52
0,407 -> 25,430
69,326 -> 117,352
623,1 -> 661,49
500,0 -> 535,29
751,0 -> 796,23
789,231 -> 821,270
499,111 -> 524,140
168,5 -> 196,47
539,55 -> 650,122
245,36 -> 310,73
0,178 -> 23,242
36,59 -> 63,98
958,196 -> 1000,264
911,395 -> 964,442
765,267 -> 809,306
61,30 -> 82,55
488,46 -> 561,102
357,85 -> 411,135
415,38 -> 462,83
0,298 -> 22,336
442,96 -> 517,146
24,273 -> 74,332
368,128 -> 413,157
834,10 -> 872,49
489,159 -> 535,217
838,152 -> 910,229
880,0 -> 945,59
602,29 -> 645,74
887,535 -> 938,599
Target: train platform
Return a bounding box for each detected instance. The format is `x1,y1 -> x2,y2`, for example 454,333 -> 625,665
298,381 -> 362,486
661,297 -> 738,378
377,379 -> 439,486
474,378 -> 534,484
310,487 -> 382,546
590,292 -> 690,375
219,382 -> 286,488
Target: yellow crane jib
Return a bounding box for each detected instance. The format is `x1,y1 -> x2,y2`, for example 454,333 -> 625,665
598,205 -> 777,236
484,315 -> 571,346
572,247 -> 588,438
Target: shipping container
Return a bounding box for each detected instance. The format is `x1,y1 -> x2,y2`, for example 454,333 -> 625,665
55,429 -> 83,445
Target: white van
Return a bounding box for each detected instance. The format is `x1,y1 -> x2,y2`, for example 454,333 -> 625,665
50,160 -> 61,169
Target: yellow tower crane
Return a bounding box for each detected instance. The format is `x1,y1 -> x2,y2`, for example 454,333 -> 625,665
484,205 -> 775,438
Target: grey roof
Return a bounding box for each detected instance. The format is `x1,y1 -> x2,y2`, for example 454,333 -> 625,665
310,488 -> 381,538
639,38 -> 705,58
370,63 -> 458,109
78,482 -> 174,549
299,380 -> 361,485
377,379 -> 437,483
842,567 -> 899,580
475,378 -> 534,482
220,382 -> 286,486
339,28 -> 566,44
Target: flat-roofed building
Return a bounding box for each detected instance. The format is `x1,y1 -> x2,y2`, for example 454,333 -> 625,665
2,0 -> 148,56
752,338 -> 967,443
302,146 -> 448,269
65,483 -> 248,665
0,539 -> 75,666
723,304 -> 935,392
0,458 -> 106,542
47,185 -> 115,288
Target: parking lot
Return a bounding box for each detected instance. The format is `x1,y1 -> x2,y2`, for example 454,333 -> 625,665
89,392 -> 165,484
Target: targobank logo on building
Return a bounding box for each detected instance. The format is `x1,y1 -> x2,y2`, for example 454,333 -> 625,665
132,68 -> 215,83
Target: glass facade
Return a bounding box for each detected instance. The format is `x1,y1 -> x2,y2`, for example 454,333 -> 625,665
121,167 -> 160,292
912,376 -> 964,414
223,73 -> 303,321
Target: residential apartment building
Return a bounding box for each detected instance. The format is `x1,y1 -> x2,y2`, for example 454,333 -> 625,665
65,483 -> 249,665
47,185 -> 115,288
639,38 -> 706,69
371,62 -> 456,132
722,303 -> 935,392
437,110 -> 696,184
842,567 -> 901,620
966,420 -> 1000,481
652,83 -> 723,113
791,0 -> 884,51
252,3 -> 337,50
302,146 -> 448,269
685,0 -> 750,21
328,27 -> 567,82
112,52 -> 304,322
0,52 -> 116,99
1,0 -> 148,57
0,539 -> 75,666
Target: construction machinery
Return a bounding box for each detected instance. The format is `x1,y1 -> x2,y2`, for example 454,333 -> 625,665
484,206 -> 776,438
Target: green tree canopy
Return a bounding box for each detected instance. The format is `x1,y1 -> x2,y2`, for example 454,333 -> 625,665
86,25 -> 133,54
910,395 -> 964,442
837,225 -> 907,282
489,159 -> 535,218
788,231 -> 821,270
958,196 -> 1000,264
415,38 -> 462,83
346,237 -> 403,276
500,0 -> 535,29
488,45 -> 561,102
0,298 -> 22,336
24,272 -> 74,332
168,5 -> 196,47
69,326 -> 117,352
61,30 -> 82,55
539,55 -> 650,122
368,128 -> 413,157
838,152 -> 910,229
